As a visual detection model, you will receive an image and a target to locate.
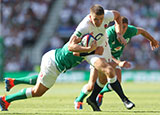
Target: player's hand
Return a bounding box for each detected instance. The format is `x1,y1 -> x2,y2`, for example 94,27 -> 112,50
119,61 -> 131,68
150,40 -> 159,50
88,40 -> 97,52
117,34 -> 127,45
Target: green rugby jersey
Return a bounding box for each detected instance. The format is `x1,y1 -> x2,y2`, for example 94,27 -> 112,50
55,42 -> 84,72
107,25 -> 138,59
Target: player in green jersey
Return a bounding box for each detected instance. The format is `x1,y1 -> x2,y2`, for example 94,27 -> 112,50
0,5 -> 127,111
0,39 -> 97,111
96,16 -> 159,107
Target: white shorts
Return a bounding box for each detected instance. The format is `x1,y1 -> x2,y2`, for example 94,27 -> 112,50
85,43 -> 112,68
37,50 -> 60,88
85,54 -> 104,68
102,43 -> 112,62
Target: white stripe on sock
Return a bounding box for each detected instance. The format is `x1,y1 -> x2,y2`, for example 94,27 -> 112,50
96,77 -> 105,88
108,76 -> 117,83
108,84 -> 113,90
82,84 -> 90,94
26,88 -> 32,98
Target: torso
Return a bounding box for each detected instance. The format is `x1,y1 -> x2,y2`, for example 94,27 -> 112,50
107,25 -> 138,59
74,10 -> 114,59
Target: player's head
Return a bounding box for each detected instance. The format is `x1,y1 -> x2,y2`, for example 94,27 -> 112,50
121,16 -> 128,34
90,4 -> 104,27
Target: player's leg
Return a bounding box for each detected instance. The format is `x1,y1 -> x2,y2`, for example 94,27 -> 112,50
5,74 -> 38,92
86,57 -> 134,110
96,65 -> 135,109
0,50 -> 60,111
74,67 -> 98,110
0,78 -> 49,111
74,47 -> 104,110
99,67 -> 121,94
0,69 -> 59,111
86,71 -> 106,111
97,67 -> 121,106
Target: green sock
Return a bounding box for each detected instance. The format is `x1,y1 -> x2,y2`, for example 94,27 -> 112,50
14,75 -> 38,85
99,83 -> 112,95
75,91 -> 88,102
5,88 -> 32,103
75,84 -> 90,102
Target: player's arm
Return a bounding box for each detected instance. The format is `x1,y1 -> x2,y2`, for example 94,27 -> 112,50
111,56 -> 131,68
136,27 -> 159,50
68,35 -> 97,53
112,10 -> 127,45
74,46 -> 103,56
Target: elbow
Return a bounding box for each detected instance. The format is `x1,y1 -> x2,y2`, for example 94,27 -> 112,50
113,11 -> 121,23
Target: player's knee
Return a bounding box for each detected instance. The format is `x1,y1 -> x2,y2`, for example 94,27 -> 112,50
105,66 -> 115,78
32,89 -> 45,97
99,77 -> 107,84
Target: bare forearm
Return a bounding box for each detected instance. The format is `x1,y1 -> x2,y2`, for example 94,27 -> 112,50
115,17 -> 122,34
137,27 -> 156,42
113,11 -> 122,34
68,44 -> 91,53
141,30 -> 155,42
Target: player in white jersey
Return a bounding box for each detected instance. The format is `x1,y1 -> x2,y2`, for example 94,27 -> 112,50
0,4 -> 131,112
73,5 -> 134,111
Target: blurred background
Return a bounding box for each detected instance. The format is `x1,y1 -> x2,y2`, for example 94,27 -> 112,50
0,0 -> 160,82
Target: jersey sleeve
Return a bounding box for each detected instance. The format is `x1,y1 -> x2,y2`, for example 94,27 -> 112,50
104,10 -> 114,23
128,25 -> 138,37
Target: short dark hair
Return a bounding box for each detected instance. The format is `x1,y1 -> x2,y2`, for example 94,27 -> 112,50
90,4 -> 104,15
121,16 -> 128,24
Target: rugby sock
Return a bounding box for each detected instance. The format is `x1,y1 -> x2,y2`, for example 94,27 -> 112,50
108,76 -> 127,101
99,83 -> 112,95
75,84 -> 90,102
14,75 -> 38,85
5,88 -> 32,103
89,78 -> 104,102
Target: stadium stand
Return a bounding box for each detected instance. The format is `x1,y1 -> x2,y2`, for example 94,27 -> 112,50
1,0 -> 160,71
1,0 -> 54,71
58,0 -> 160,70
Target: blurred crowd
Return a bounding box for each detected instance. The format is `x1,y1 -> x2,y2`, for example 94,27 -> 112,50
1,0 -> 160,71
59,0 -> 160,70
1,0 -> 52,71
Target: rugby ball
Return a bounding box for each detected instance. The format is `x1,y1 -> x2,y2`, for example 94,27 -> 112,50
80,34 -> 95,47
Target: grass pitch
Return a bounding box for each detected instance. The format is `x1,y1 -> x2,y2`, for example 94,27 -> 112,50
0,82 -> 160,115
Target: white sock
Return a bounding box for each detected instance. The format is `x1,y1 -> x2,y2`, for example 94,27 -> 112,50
82,84 -> 90,94
96,77 -> 105,88
108,76 -> 117,84
108,84 -> 113,90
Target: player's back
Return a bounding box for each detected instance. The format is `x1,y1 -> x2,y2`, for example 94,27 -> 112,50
55,42 -> 84,72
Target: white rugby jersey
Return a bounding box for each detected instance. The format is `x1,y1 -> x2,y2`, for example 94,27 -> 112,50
74,10 -> 114,46
74,10 -> 114,61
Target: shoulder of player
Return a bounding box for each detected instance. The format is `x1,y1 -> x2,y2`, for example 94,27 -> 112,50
75,15 -> 91,31
81,15 -> 91,25
127,25 -> 136,29
106,25 -> 115,32
104,10 -> 114,18
127,25 -> 138,32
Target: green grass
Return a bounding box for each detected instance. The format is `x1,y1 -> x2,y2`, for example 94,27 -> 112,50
0,82 -> 160,115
